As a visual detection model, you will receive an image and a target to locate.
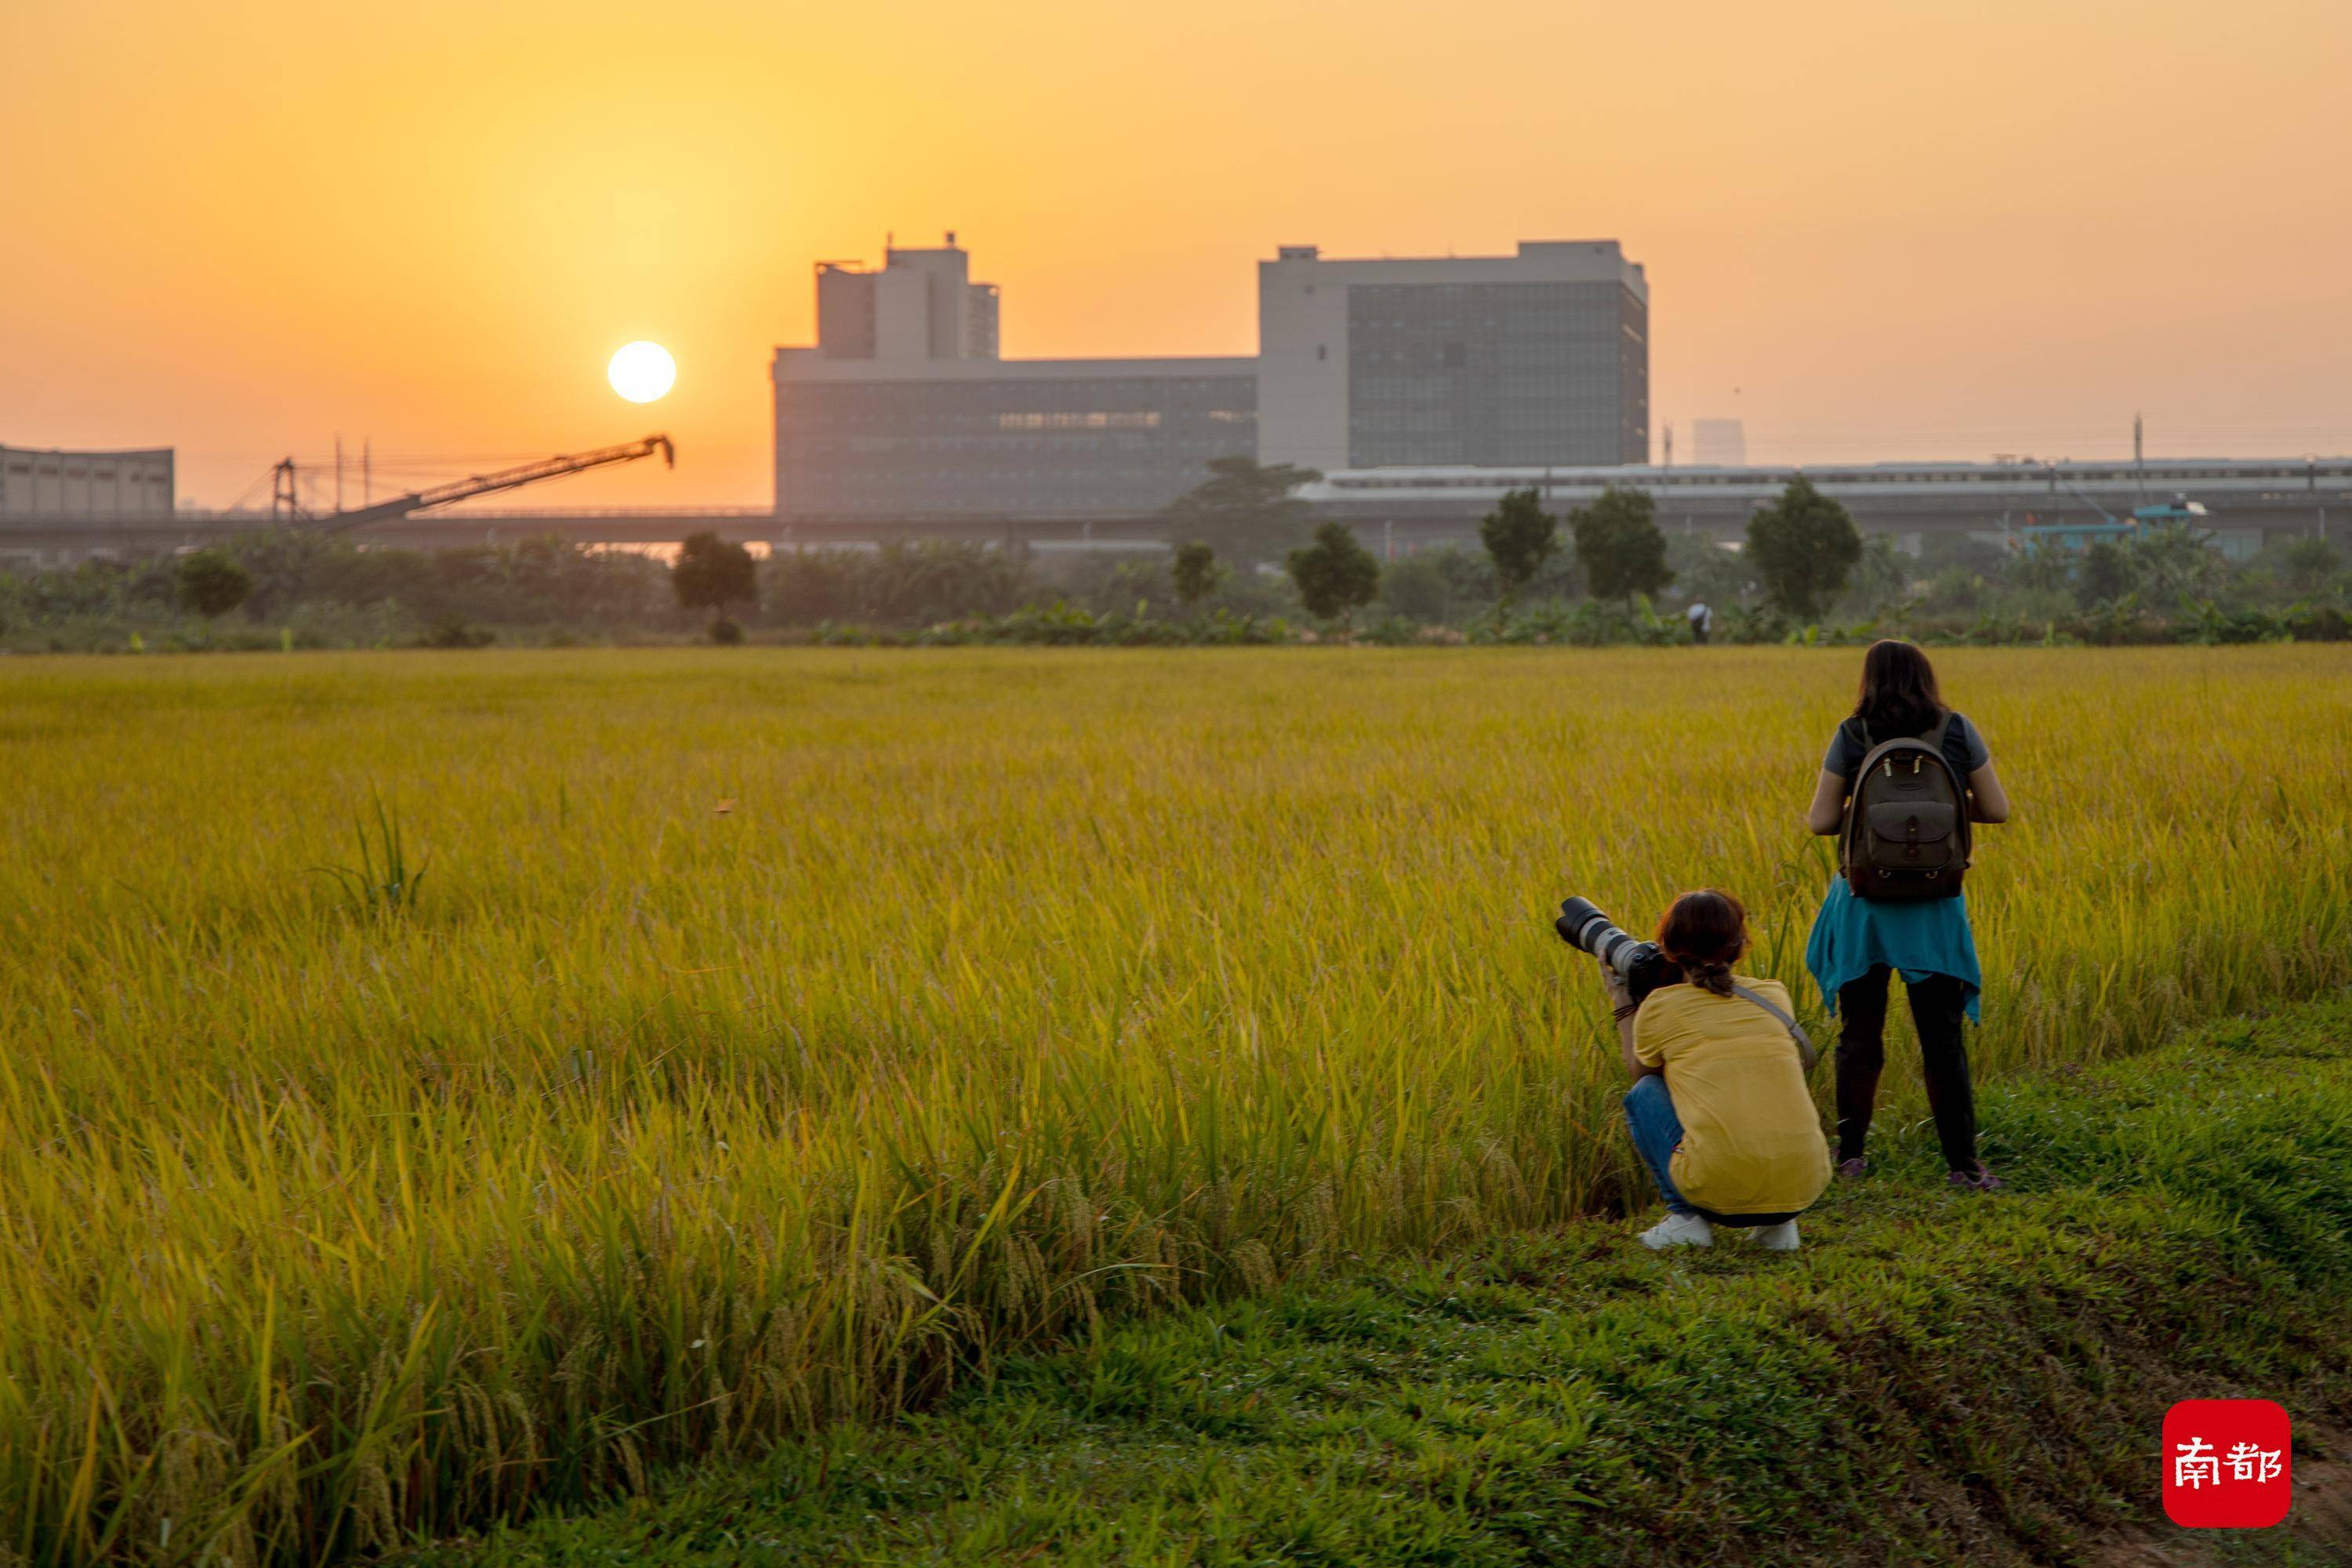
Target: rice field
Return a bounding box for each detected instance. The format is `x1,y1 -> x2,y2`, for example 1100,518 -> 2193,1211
3,644 -> 2348,1564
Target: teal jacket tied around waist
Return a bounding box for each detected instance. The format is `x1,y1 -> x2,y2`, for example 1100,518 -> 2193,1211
1804,879 -> 1983,1023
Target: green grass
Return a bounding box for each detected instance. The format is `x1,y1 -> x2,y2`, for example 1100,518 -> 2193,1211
412,997 -> 2352,1566
1,645 -> 2347,1563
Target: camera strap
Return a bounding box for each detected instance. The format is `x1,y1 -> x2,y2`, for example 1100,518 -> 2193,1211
1730,985 -> 1813,1054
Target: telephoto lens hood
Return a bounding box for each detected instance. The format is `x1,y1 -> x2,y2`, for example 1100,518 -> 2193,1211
1555,896 -> 1686,1004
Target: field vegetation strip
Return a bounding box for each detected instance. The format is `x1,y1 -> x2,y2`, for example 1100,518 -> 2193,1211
416,997 -> 2352,1567
0,645 -> 2346,1563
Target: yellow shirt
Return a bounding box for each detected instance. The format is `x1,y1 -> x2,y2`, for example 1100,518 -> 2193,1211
1633,977 -> 1831,1216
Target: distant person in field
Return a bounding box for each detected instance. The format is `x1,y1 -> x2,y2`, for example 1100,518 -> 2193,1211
1686,601 -> 1713,644
1602,890 -> 1830,1251
1802,639 -> 2013,1190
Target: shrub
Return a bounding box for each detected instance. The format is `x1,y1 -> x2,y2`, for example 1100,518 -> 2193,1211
1376,555 -> 1454,623
174,549 -> 252,620
672,532 -> 757,623
418,615 -> 495,649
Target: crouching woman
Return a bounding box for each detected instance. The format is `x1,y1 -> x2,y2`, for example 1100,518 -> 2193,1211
1602,890 -> 1830,1251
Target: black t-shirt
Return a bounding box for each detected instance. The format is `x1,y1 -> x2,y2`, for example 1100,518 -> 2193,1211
1823,711 -> 1989,786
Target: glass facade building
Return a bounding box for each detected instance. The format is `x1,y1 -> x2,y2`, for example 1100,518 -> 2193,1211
1345,280 -> 1647,467
1256,241 -> 1650,475
773,362 -> 1257,518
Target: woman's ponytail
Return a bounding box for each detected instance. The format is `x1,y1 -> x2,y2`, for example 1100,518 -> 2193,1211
1680,955 -> 1736,997
1656,891 -> 1748,999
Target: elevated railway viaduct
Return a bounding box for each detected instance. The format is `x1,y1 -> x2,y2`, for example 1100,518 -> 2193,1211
5,459 -> 2345,562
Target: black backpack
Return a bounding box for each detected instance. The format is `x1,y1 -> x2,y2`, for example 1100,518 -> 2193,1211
1841,713 -> 1972,901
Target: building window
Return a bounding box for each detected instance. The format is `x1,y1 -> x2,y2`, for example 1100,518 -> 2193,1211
994,411 -> 1162,430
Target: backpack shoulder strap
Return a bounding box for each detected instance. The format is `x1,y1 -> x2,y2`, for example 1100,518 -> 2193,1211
1730,984 -> 1813,1054
1926,710 -> 1957,758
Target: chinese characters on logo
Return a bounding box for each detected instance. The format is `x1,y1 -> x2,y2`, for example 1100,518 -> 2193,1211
2172,1436 -> 2283,1489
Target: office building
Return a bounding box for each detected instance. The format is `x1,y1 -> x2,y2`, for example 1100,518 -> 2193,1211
770,234 -> 1647,518
1692,417 -> 1747,466
0,445 -> 175,517
774,237 -> 1255,518
1257,241 -> 1649,473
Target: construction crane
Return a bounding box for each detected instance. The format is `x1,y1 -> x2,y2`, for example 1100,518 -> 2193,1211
270,434 -> 675,532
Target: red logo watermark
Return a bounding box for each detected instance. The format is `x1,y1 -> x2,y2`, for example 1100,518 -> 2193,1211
2162,1399 -> 2292,1529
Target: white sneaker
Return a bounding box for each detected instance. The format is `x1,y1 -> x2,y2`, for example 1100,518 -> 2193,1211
1639,1211 -> 1715,1250
1748,1220 -> 1801,1252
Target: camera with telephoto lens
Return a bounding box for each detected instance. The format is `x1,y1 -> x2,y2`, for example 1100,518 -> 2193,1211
1555,897 -> 1684,1005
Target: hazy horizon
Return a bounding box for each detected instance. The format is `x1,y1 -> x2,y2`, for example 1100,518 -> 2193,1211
5,0 -> 2350,509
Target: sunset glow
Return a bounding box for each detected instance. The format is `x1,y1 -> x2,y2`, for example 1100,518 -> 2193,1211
3,0 -> 2350,509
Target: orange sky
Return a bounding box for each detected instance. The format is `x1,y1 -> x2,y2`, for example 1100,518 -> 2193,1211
5,0 -> 2350,510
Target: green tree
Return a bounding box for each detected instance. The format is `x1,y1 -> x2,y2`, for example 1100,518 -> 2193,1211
1568,487 -> 1671,604
672,532 -> 757,632
1745,477 -> 1862,621
175,549 -> 252,620
1479,488 -> 1559,609
1171,541 -> 1224,608
1164,458 -> 1322,564
1286,522 -> 1381,627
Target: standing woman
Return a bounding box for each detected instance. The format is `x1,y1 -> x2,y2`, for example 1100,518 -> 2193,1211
1802,640 -> 2012,1189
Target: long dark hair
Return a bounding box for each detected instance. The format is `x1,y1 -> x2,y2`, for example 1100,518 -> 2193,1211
1854,638 -> 1947,739
1657,889 -> 1747,997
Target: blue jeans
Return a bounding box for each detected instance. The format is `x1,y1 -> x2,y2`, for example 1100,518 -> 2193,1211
1622,1073 -> 1694,1215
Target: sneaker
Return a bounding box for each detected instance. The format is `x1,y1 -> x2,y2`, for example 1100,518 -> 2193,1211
1836,1157 -> 1867,1181
1749,1220 -> 1801,1251
1639,1211 -> 1714,1250
1947,1163 -> 2004,1192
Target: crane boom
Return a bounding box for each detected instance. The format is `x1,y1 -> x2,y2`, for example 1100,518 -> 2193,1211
313,435 -> 675,533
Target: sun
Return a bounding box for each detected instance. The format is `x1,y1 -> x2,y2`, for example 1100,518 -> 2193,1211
608,341 -> 676,404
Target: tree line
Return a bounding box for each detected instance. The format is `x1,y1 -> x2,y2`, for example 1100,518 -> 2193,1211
1,459 -> 2343,651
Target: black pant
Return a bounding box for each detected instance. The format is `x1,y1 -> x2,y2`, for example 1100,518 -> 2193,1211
1835,965 -> 1978,1173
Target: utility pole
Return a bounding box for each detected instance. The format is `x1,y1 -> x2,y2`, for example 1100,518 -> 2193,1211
2133,412 -> 2146,506
335,434 -> 344,514
271,458 -> 299,521
1664,424 -> 1674,469
363,438 -> 372,505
